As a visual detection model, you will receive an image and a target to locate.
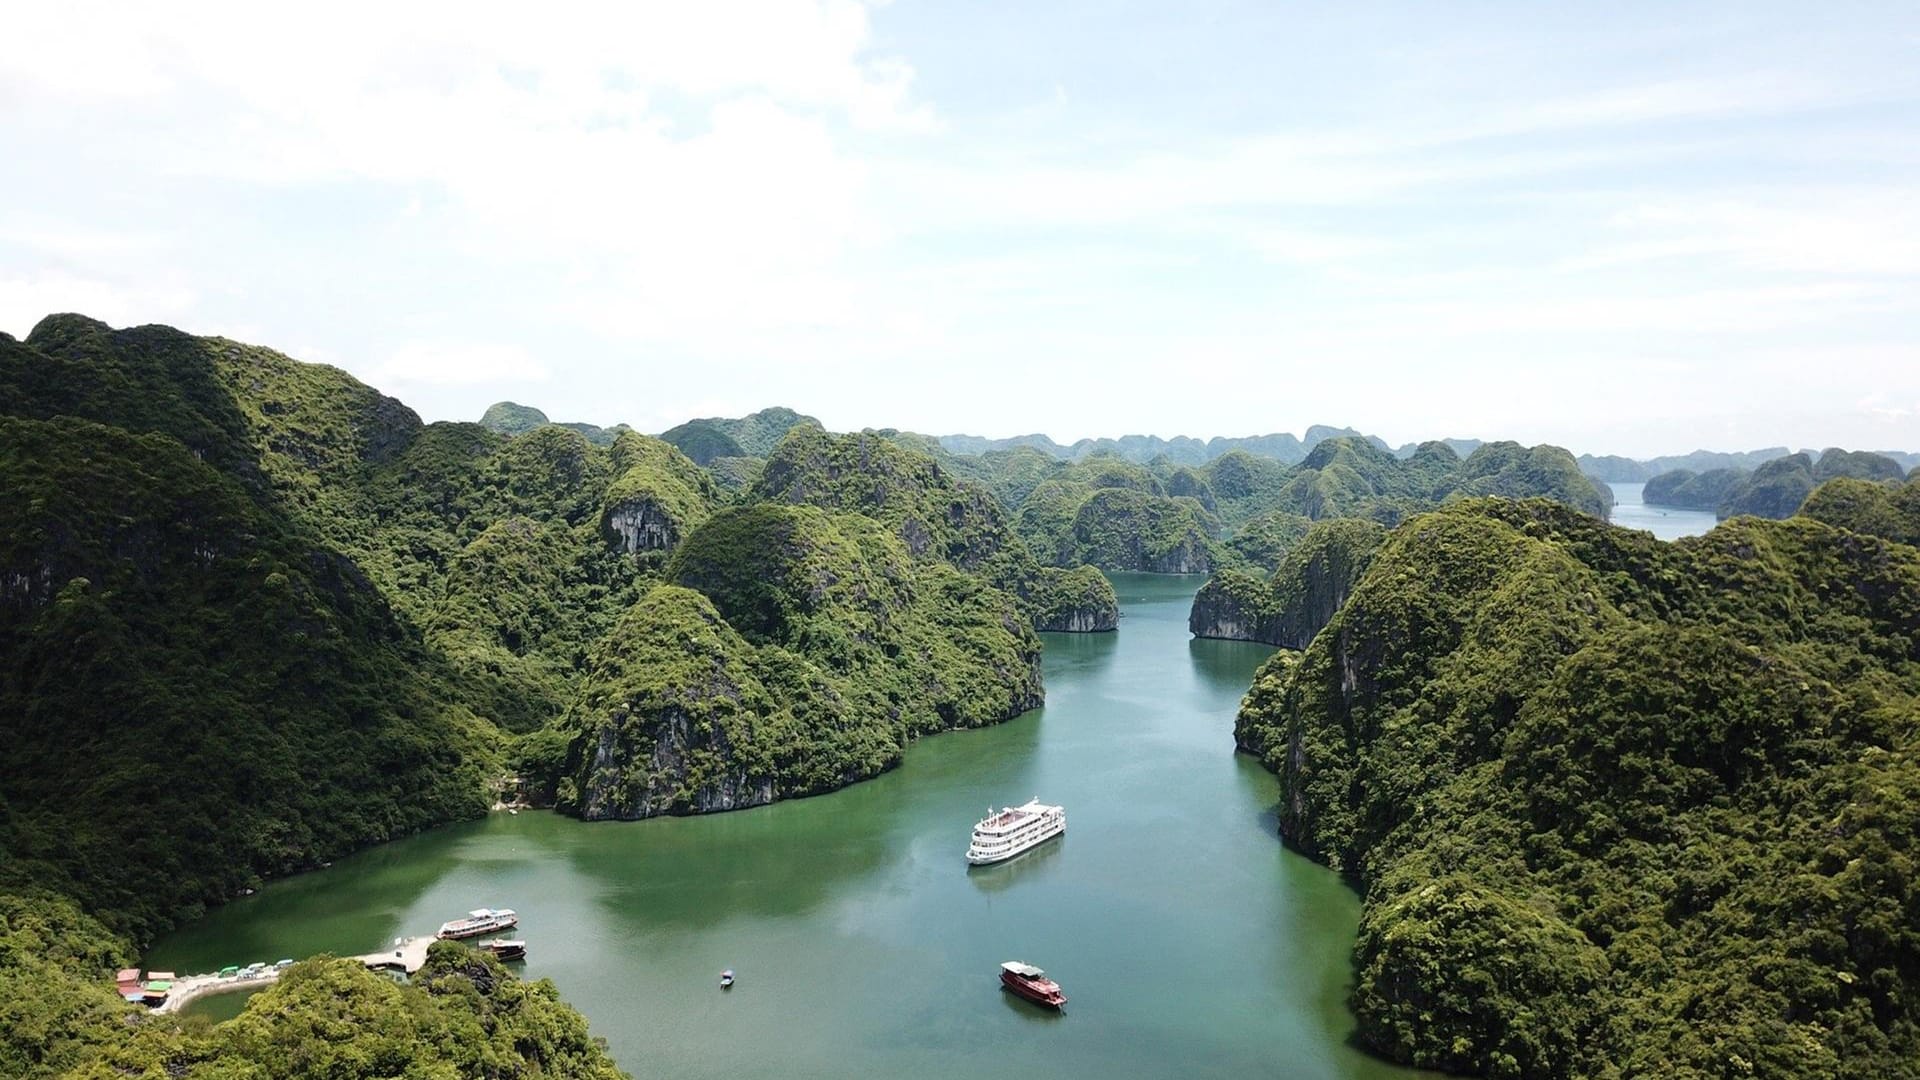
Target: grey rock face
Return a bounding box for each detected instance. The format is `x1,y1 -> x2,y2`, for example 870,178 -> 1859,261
1037,603 -> 1118,633
576,708 -> 776,821
605,497 -> 679,553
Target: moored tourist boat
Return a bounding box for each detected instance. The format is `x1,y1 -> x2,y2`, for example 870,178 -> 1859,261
999,961 -> 1066,1008
966,798 -> 1065,865
478,939 -> 526,961
437,907 -> 518,940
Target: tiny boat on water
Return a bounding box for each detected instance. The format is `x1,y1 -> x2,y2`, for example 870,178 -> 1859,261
437,908 -> 518,940
720,969 -> 735,989
478,939 -> 526,961
999,961 -> 1066,1008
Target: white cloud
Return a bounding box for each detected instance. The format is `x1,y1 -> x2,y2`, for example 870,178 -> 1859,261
3,3 -> 1918,457
369,342 -> 550,387
0,271 -> 196,338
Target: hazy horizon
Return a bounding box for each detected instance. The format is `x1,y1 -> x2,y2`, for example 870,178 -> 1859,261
473,392 -> 1919,462
6,2 -> 1918,459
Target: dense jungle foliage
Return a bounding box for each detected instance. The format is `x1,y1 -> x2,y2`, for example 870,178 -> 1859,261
972,432 -> 1599,578
0,901 -> 627,1080
0,318 -> 1087,1078
1234,491 -> 1920,1078
1189,519 -> 1387,648
479,400 -> 631,447
552,501 -> 1046,819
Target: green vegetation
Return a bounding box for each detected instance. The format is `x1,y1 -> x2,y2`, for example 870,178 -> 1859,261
1718,452 -> 1818,520
0,320 -> 1082,1077
1235,496 -> 1920,1077
1011,456 -> 1226,573
480,401 -> 631,447
0,413 -> 494,944
1189,520 -> 1387,648
479,400 -> 550,436
675,405 -> 820,457
1451,441 -> 1613,517
1814,447 -> 1908,483
1800,475 -> 1920,546
1220,510 -> 1312,570
1643,466 -> 1746,510
933,424 -> 1379,465
600,431 -> 720,556
658,419 -> 746,464
1646,448 -> 1908,520
556,505 -> 1044,818
0,893 -> 134,1080
747,427 -> 1119,630
56,942 -> 624,1080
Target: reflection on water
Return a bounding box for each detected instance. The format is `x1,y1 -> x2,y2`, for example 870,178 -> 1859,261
1189,636 -> 1280,693
966,834 -> 1066,894
150,572 -> 1436,1080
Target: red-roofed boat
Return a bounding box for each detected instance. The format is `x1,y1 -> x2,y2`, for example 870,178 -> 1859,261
999,961 -> 1066,1008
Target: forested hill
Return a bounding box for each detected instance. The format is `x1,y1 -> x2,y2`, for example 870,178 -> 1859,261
1232,487 -> 1920,1078
1643,448 -> 1914,520
0,316 -> 1106,1078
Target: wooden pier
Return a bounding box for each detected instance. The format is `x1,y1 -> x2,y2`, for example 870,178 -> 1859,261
152,936 -> 437,1015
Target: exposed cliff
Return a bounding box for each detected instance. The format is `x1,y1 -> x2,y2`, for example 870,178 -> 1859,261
1030,565 -> 1120,632
598,432 -> 718,556
557,507 -> 1045,820
1188,519 -> 1387,646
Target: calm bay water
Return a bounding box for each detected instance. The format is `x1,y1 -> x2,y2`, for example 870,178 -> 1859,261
150,574 -> 1430,1079
1607,481 -> 1719,540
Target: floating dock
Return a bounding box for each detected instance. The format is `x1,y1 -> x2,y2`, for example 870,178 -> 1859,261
151,936 -> 436,1015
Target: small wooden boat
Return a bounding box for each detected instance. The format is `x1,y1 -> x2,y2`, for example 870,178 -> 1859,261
478,939 -> 526,962
999,961 -> 1066,1008
720,969 -> 735,989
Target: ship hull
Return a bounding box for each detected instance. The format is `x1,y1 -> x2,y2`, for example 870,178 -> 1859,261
966,817 -> 1065,865
1000,971 -> 1067,1008
437,918 -> 517,940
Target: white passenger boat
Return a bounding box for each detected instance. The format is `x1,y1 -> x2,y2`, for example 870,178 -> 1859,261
437,908 -> 518,940
966,798 -> 1065,865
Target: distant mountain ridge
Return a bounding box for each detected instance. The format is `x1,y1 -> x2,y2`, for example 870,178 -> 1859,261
478,401 -> 1920,480
479,400 -> 633,447
935,424 -> 1388,466
1644,447 -> 1914,520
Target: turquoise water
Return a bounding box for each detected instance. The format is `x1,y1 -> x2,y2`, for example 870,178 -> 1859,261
1607,481 -> 1719,540
150,574 -> 1430,1078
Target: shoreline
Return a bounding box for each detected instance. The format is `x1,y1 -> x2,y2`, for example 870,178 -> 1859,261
151,936 -> 435,1015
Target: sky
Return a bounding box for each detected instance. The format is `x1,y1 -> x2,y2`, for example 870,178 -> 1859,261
3,1 -> 1918,458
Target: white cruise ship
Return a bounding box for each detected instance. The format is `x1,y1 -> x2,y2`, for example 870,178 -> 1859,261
966,798 -> 1066,865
